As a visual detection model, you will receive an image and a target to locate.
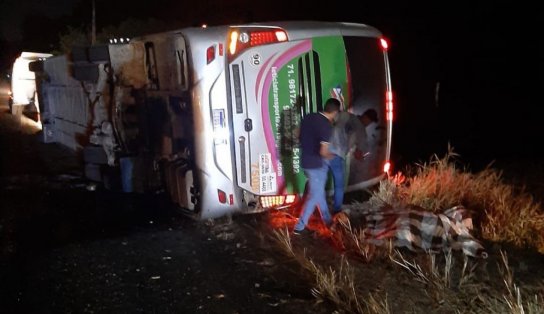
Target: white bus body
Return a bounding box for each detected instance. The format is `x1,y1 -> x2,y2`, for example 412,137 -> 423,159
36,21 -> 393,219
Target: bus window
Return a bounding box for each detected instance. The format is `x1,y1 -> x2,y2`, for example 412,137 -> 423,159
344,37 -> 386,114
344,36 -> 387,181
145,42 -> 160,90
176,50 -> 186,88
174,36 -> 189,91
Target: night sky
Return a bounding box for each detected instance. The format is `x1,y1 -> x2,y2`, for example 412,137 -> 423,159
1,0 -> 541,170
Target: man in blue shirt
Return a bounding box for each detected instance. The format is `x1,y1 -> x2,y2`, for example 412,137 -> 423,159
293,98 -> 340,235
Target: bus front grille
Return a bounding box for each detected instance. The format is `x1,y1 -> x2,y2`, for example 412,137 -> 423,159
232,64 -> 243,114
238,136 -> 247,183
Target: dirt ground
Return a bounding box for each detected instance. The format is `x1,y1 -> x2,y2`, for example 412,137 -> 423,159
1,101 -> 543,314
0,104 -> 340,313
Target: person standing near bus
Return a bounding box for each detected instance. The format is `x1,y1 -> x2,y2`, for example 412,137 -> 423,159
359,108 -> 380,147
327,110 -> 359,214
293,98 -> 340,235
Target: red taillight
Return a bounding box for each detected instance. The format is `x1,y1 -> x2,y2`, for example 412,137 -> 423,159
217,189 -> 226,204
206,45 -> 215,64
250,31 -> 276,46
380,38 -> 389,50
228,28 -> 288,60
386,91 -> 394,121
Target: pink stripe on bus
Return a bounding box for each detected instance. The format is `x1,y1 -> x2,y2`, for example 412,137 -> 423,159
260,40 -> 312,189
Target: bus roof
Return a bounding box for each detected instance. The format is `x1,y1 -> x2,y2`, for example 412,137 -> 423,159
133,21 -> 382,42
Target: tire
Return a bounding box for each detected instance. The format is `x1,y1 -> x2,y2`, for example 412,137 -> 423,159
71,46 -> 88,63
88,45 -> 110,63
72,64 -> 99,82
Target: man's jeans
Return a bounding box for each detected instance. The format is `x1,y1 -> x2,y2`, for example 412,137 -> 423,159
294,164 -> 332,231
328,155 -> 345,213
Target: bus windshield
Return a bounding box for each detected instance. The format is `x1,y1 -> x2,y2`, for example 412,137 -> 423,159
344,36 -> 388,183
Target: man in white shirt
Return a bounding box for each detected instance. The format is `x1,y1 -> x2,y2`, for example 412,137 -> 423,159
359,108 -> 379,146
327,111 -> 359,213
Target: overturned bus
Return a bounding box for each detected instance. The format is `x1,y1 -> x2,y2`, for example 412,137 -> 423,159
34,21 -> 394,219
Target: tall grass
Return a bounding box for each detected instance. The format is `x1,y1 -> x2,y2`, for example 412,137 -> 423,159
268,148 -> 544,313
476,251 -> 544,314
273,228 -> 391,314
371,147 -> 544,253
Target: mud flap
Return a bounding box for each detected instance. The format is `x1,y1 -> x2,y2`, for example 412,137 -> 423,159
164,159 -> 196,211
176,167 -> 195,211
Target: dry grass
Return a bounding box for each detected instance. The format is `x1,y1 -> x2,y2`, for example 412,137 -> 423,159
330,211 -> 393,262
371,146 -> 544,254
389,248 -> 481,305
272,219 -> 544,314
272,228 -> 391,314
476,251 -> 544,314
268,147 -> 544,313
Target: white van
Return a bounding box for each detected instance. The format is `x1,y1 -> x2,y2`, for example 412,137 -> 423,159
9,52 -> 52,116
